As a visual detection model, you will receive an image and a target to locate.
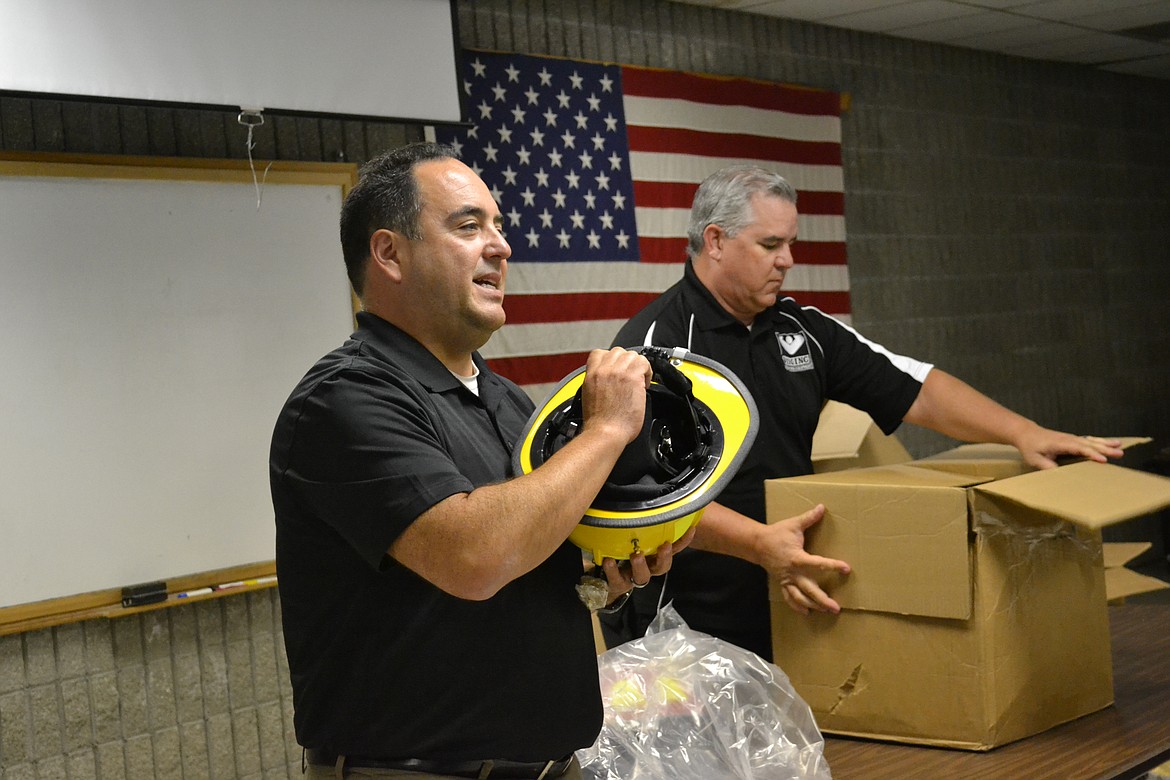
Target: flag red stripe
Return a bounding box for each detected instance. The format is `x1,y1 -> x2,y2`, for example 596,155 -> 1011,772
793,242 -> 849,265
489,291 -> 852,385
637,237 -> 847,265
504,291 -> 662,325
637,237 -> 688,264
632,181 -> 844,214
487,352 -> 592,387
627,126 -> 841,166
793,191 -> 846,216
621,66 -> 841,116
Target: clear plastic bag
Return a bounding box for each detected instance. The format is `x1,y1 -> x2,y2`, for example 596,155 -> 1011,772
577,602 -> 832,780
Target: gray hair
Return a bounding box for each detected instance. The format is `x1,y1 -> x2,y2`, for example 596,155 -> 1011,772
685,165 -> 797,260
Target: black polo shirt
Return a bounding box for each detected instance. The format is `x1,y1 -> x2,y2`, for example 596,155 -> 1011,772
270,312 -> 601,761
605,262 -> 929,657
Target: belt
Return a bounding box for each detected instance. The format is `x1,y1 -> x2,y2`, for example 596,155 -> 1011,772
305,748 -> 574,779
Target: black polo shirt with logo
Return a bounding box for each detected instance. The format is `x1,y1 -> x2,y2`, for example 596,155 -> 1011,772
605,261 -> 930,657
270,312 -> 601,761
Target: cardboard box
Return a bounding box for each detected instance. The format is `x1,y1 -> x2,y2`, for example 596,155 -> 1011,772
766,448 -> 1170,751
1103,541 -> 1170,602
811,401 -> 912,473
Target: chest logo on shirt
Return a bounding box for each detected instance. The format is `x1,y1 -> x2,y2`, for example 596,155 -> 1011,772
776,332 -> 814,372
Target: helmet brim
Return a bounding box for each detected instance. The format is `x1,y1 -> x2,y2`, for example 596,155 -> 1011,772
513,346 -> 758,561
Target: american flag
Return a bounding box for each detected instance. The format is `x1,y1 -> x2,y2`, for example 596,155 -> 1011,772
432,50 -> 848,401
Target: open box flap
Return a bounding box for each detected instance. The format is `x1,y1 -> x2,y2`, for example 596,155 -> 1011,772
785,463 -> 992,488
1101,541 -> 1168,602
1105,566 -> 1170,602
922,443 -> 1023,461
811,401 -> 873,461
973,461 -> 1170,529
811,401 -> 912,471
914,444 -> 1032,480
1103,541 -> 1152,568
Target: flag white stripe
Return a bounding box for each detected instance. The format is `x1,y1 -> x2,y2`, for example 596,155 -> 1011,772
629,151 -> 844,191
635,209 -> 846,242
505,261 -> 682,293
623,96 -> 841,142
504,262 -> 849,295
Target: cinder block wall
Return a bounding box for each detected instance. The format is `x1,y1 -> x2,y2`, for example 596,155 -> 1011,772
0,593 -> 294,779
2,1 -> 1168,777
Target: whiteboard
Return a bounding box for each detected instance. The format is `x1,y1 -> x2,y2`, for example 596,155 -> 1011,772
0,156 -> 356,611
0,0 -> 462,124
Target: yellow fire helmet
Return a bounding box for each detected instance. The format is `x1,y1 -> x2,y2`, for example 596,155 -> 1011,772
514,346 -> 758,562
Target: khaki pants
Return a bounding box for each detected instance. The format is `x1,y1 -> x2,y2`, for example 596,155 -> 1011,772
303,755 -> 582,780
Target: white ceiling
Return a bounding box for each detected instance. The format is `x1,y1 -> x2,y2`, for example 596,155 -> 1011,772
670,0 -> 1170,80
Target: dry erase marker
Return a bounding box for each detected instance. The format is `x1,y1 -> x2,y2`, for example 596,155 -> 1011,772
176,587 -> 213,599
213,575 -> 277,592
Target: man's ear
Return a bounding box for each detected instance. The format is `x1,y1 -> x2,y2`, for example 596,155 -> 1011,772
369,228 -> 406,283
702,223 -> 725,260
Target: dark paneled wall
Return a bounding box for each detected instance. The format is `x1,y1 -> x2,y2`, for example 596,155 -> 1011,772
0,97 -> 419,162
1,1 -> 1168,777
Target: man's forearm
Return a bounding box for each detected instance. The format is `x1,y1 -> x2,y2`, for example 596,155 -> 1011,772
390,423 -> 632,599
691,501 -> 766,564
903,369 -> 1038,446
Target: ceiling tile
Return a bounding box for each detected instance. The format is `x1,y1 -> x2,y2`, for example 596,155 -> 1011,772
1063,3 -> 1170,32
949,20 -> 1090,48
1000,29 -> 1169,59
953,1 -> 1038,8
667,0 -> 1170,79
1100,52 -> 1170,75
694,0 -> 776,8
727,0 -> 902,22
816,0 -> 982,33
1011,0 -> 1165,23
891,10 -> 1033,42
